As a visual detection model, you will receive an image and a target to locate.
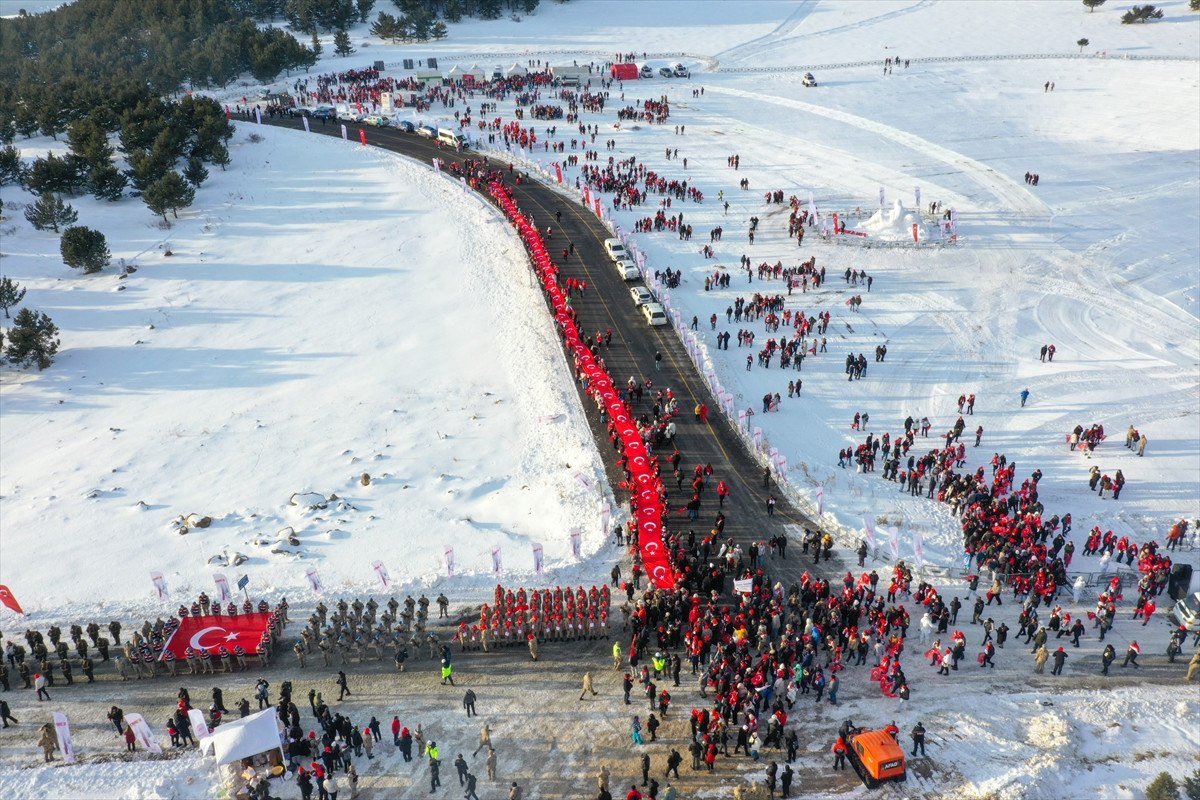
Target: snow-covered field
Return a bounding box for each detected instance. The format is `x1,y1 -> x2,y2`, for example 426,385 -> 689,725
2,0 -> 1199,797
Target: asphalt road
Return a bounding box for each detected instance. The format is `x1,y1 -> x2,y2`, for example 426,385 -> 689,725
257,115 -> 830,588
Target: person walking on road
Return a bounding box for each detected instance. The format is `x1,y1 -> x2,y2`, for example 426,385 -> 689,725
580,671 -> 598,700
655,351 -> 663,370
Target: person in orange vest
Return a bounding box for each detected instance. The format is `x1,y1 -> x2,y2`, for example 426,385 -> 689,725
832,736 -> 848,770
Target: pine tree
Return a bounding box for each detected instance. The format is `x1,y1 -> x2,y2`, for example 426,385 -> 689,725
60,226 -> 111,273
0,145 -> 25,186
25,153 -> 85,196
356,0 -> 375,23
371,12 -> 399,42
477,0 -> 502,19
184,156 -> 209,187
0,276 -> 26,319
311,31 -> 323,58
1122,4 -> 1164,22
1182,767 -> 1200,800
24,192 -> 78,233
1082,0 -> 1105,10
4,308 -> 60,370
143,171 -> 196,222
431,20 -> 448,39
1077,38 -> 1089,52
1147,772 -> 1181,800
444,0 -> 463,22
334,28 -> 354,57
1191,0 -> 1200,12
89,162 -> 128,201
210,142 -> 231,171
522,0 -> 539,14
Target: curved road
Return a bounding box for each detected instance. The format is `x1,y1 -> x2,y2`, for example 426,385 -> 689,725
259,116 -> 828,585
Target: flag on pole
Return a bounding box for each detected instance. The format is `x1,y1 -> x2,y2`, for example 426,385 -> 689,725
913,529 -> 924,568
213,573 -> 231,604
863,514 -> 877,549
570,528 -> 582,559
53,712 -> 76,764
151,572 -> 168,602
372,561 -> 392,589
125,714 -> 162,754
532,544 -> 544,576
491,546 -> 502,577
889,526 -> 901,560
304,567 -> 323,595
302,116 -> 310,133
444,547 -> 455,577
341,124 -> 348,140
254,107 -> 262,125
0,585 -> 24,614
814,486 -> 825,515
359,128 -> 367,146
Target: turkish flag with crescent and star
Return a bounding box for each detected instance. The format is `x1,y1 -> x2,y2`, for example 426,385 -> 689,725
158,613 -> 271,661
0,585 -> 24,614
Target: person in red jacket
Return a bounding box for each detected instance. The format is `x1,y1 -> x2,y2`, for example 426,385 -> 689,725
716,480 -> 730,508
626,785 -> 643,800
391,716 -> 401,746
832,737 -> 848,770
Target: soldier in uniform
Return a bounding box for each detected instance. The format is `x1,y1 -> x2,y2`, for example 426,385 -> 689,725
219,646 -> 233,673
235,644 -> 249,671
437,593 -> 450,618
199,647 -> 214,674
59,657 -> 73,685
97,637 -> 110,661
162,649 -> 177,676
81,656 -> 95,682
294,640 -> 307,668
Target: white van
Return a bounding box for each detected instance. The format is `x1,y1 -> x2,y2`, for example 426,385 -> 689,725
437,128 -> 465,149
603,238 -> 628,261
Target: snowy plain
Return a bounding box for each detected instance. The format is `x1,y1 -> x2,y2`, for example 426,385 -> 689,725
1,0 -> 1199,798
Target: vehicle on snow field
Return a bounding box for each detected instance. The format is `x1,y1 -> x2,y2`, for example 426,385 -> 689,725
673,64 -> 689,77
416,124 -> 437,138
630,286 -> 655,307
437,128 -> 466,149
847,727 -> 907,788
639,65 -> 654,79
658,67 -> 673,78
361,115 -> 389,127
802,72 -> 818,87
642,302 -> 668,326
337,108 -> 361,122
394,120 -> 416,133
1169,591 -> 1200,633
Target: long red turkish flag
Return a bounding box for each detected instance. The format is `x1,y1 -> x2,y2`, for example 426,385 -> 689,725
0,585 -> 24,614
159,613 -> 271,660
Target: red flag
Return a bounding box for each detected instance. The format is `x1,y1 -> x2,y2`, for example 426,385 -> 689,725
159,613 -> 272,661
359,128 -> 367,146
0,585 -> 24,614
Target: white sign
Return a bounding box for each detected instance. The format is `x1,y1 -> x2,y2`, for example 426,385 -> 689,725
491,546 -> 502,577
863,514 -> 877,549
889,526 -> 901,560
380,91 -> 393,115
445,547 -> 455,577
302,116 -> 310,133
53,712 -> 76,764
733,578 -> 754,594
532,544 -> 544,576
815,486 -> 825,515
341,124 -> 348,140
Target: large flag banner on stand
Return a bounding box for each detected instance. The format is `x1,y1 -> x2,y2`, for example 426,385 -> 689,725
532,544 -> 544,576
814,486 -> 825,516
0,585 -> 24,614
863,514 -> 877,550
372,561 -> 392,589
188,708 -> 211,740
158,613 -> 273,661
53,712 -> 76,764
151,572 -> 168,601
570,528 -> 582,559
491,546 -> 502,577
445,547 -> 455,577
213,574 -> 231,604
305,567 -> 323,595
125,714 -> 162,754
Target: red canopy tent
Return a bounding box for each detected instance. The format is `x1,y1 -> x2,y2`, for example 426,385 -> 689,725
611,63 -> 638,81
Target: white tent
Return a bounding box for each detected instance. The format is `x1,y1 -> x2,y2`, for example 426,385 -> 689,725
465,63 -> 487,80
505,63 -> 528,77
201,709 -> 283,766
446,64 -> 467,79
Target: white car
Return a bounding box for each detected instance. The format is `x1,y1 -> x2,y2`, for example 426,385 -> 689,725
361,115 -> 389,127
1169,591 -> 1200,633
673,64 -> 689,78
337,109 -> 361,122
416,124 -> 437,138
604,238 -> 628,261
802,72 -> 818,87
630,286 -> 655,306
642,302 -> 668,326
615,259 -> 640,281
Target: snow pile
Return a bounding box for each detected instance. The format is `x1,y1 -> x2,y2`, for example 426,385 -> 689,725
857,198 -> 931,241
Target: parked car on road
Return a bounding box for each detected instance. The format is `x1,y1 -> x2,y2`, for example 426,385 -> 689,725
642,302 -> 668,326
361,115 -> 389,127
630,286 -> 654,307
603,238 -> 628,261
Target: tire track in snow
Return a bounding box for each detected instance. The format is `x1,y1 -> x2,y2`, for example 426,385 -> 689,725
711,0 -> 819,64
705,84 -> 1049,218
731,0 -> 936,63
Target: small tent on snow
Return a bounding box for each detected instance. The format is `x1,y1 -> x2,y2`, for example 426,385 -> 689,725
202,708 -> 283,766
446,64 -> 467,79
505,63 -> 529,77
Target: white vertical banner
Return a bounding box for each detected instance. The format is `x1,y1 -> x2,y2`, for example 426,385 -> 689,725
814,486 -> 825,516
532,544 -> 544,577
753,427 -> 764,450
574,472 -> 593,491
914,186 -> 921,212
444,547 -> 456,578
737,410 -> 748,432
491,546 -> 502,577
124,714 -> 162,754
570,528 -> 583,559
912,529 -> 924,568
150,572 -> 168,602
863,514 -> 877,549
340,124 -> 348,140
432,157 -> 441,172
302,115 -> 311,133
888,526 -> 901,560
372,560 -> 392,590
188,708 -> 211,740
213,573 -> 231,605
879,185 -> 885,209
52,712 -> 76,764
601,502 -> 611,539
460,176 -> 467,191
254,106 -> 262,125
380,91 -> 393,115
305,567 -> 323,595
